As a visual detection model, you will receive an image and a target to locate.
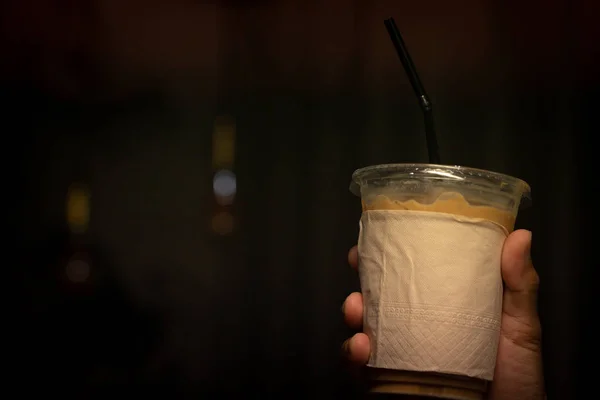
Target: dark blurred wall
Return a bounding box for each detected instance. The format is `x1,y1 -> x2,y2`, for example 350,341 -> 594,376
6,0 -> 595,398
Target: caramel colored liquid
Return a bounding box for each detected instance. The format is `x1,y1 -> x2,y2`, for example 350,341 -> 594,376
362,192 -> 515,232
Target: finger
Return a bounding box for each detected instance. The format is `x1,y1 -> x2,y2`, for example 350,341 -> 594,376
342,333 -> 370,365
342,292 -> 363,329
500,229 -> 542,351
348,246 -> 358,271
502,230 -> 537,291
501,229 -> 540,320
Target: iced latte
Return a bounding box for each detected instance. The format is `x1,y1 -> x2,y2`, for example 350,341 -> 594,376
351,164 -> 530,399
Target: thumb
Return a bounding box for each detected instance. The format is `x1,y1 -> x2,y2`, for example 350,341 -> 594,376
501,229 -> 541,347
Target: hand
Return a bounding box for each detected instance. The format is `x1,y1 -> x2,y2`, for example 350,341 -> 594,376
341,229 -> 544,399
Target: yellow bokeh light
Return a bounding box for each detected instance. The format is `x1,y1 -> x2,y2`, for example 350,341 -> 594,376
67,184 -> 90,234
212,115 -> 236,169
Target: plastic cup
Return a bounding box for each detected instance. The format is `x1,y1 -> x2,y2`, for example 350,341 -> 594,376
350,163 -> 531,399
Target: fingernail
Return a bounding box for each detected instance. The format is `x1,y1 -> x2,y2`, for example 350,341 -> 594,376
341,339 -> 350,356
523,230 -> 532,260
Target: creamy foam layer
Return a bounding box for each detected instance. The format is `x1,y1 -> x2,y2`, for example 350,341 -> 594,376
362,192 -> 515,232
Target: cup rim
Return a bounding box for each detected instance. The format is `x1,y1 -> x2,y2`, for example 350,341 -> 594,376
351,163 -> 531,204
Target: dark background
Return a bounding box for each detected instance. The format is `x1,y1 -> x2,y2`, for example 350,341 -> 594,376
6,0 -> 595,398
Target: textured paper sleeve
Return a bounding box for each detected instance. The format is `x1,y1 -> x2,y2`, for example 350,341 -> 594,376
358,210 -> 507,381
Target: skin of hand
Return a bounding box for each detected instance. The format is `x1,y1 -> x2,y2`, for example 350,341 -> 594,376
341,229 -> 544,400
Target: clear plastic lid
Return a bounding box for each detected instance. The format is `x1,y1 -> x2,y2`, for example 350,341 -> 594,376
350,163 -> 531,210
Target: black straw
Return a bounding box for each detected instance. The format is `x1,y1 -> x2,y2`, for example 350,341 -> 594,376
384,17 -> 440,164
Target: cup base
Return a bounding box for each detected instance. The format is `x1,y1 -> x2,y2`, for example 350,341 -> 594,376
366,368 -> 488,399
